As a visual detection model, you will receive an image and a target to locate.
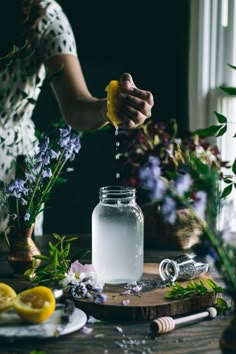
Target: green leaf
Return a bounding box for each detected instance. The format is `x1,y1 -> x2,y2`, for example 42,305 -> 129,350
33,255 -> 49,261
65,237 -> 78,242
215,298 -> 231,314
220,86 -> 236,95
228,64 -> 236,70
194,125 -> 222,137
224,178 -> 233,184
71,249 -> 91,262
221,184 -> 233,198
216,124 -> 227,137
232,158 -> 236,175
52,233 -> 62,240
205,278 -> 217,290
215,111 -> 227,123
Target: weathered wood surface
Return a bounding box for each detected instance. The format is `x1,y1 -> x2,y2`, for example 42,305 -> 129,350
76,263 -> 219,321
0,314 -> 231,354
0,234 -> 231,354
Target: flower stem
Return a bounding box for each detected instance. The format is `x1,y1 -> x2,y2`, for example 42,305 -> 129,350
34,147 -> 67,217
200,219 -> 236,289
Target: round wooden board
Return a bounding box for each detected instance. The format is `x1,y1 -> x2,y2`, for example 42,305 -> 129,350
74,263 -> 219,321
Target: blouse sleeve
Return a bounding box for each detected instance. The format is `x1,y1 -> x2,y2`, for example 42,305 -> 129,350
39,0 -> 77,62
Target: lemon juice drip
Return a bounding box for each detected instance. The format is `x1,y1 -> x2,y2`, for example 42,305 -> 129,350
114,128 -> 121,181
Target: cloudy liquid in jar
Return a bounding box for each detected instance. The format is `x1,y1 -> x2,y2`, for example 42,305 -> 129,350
92,186 -> 144,284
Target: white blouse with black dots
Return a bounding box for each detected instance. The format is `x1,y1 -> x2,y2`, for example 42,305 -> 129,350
0,0 -> 77,234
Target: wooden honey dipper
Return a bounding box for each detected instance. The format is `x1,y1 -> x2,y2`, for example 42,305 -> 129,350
150,307 -> 217,335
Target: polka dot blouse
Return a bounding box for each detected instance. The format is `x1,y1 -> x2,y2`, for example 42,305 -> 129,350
0,0 -> 77,233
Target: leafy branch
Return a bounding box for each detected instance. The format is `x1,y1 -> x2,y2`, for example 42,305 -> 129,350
24,233 -> 90,286
194,110 -> 236,199
166,278 -> 223,299
167,279 -> 230,314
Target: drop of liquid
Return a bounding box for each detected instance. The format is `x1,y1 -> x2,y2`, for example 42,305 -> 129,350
114,127 -> 121,180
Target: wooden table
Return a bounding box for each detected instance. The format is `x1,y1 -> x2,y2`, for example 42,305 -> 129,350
0,234 -> 232,354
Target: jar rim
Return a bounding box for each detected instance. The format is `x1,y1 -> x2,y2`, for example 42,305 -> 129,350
99,186 -> 136,203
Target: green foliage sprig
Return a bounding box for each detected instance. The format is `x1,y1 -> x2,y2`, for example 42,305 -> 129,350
167,278 -> 222,299
24,233 -> 89,286
167,279 -> 230,314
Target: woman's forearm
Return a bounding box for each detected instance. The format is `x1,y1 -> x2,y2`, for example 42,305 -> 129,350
62,96 -> 109,131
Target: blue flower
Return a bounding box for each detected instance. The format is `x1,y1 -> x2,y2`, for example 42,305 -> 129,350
174,174 -> 192,197
25,173 -> 35,183
63,134 -> 81,162
162,196 -> 177,224
42,168 -> 52,179
93,293 -> 108,304
58,126 -> 72,148
193,191 -> 207,219
5,179 -> 28,198
24,213 -> 30,221
139,156 -> 167,200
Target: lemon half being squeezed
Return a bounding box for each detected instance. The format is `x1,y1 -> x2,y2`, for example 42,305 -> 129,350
105,80 -> 122,126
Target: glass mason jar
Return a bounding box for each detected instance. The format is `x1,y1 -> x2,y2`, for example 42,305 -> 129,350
92,186 -> 144,284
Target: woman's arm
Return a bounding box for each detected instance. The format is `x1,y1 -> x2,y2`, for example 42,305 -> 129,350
46,54 -> 108,131
46,54 -> 154,131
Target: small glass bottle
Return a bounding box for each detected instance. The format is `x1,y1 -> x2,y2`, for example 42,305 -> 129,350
92,186 -> 144,284
159,253 -> 209,282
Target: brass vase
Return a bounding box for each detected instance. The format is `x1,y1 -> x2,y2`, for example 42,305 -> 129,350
6,224 -> 41,276
220,291 -> 236,354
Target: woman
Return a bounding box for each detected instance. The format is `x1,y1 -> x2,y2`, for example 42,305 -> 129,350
0,0 -> 154,234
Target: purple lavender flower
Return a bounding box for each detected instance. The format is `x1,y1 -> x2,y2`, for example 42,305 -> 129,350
174,174 -> 192,197
37,136 -> 50,153
192,191 -> 207,219
93,293 -> 108,304
162,196 -> 177,224
139,156 -> 167,200
5,179 -> 28,198
63,134 -> 81,162
121,299 -> 130,306
36,148 -> 58,166
25,173 -> 35,183
58,126 -> 72,147
42,167 -> 52,179
20,198 -> 28,206
24,213 -> 30,221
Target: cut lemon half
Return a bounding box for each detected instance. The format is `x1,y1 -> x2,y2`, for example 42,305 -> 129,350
0,282 -> 17,314
14,286 -> 56,323
105,80 -> 121,126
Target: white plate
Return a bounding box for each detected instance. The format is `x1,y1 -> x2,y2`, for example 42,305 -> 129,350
0,307 -> 87,338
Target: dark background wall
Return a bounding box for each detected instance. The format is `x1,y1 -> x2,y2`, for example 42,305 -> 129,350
32,0 -> 190,234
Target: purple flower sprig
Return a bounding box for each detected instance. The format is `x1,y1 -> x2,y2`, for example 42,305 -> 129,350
1,125 -> 81,228
139,156 -> 207,225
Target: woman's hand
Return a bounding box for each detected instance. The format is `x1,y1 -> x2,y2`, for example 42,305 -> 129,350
116,73 -> 154,128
